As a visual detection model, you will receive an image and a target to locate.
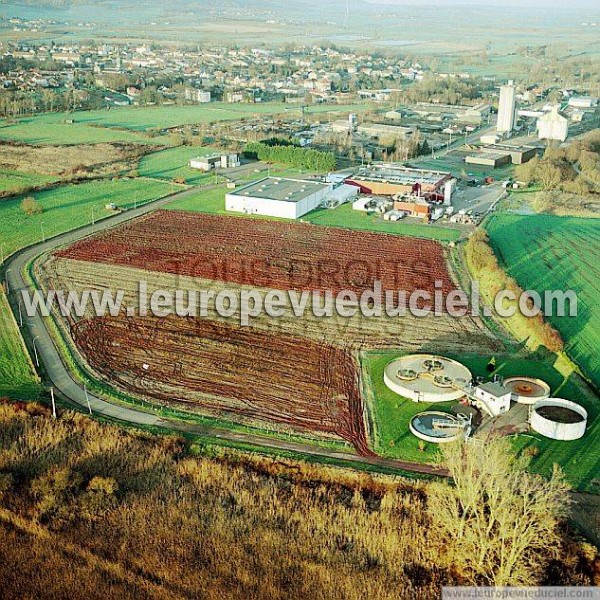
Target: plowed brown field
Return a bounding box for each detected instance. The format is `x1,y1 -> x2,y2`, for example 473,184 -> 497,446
72,316 -> 372,454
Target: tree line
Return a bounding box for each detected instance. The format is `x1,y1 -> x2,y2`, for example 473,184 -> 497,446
244,141 -> 336,171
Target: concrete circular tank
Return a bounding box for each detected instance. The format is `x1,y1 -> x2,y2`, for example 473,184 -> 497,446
384,354 -> 471,402
409,411 -> 467,443
530,398 -> 587,441
503,376 -> 550,404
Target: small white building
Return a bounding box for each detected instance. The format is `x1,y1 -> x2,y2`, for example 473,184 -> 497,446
225,177 -> 333,219
567,96 -> 597,109
473,382 -> 512,417
326,183 -> 359,205
480,133 -> 502,145
189,153 -> 240,172
537,106 -> 568,142
352,197 -> 372,211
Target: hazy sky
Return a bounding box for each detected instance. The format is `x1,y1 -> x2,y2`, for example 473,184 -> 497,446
365,0 -> 597,7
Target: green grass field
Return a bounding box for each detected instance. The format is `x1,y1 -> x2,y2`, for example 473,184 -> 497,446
486,213 -> 600,390
0,120 -> 164,146
0,169 -> 59,195
166,184 -> 462,242
362,350 -> 600,491
1,178 -> 180,258
39,103 -> 366,130
0,289 -> 41,400
138,146 -> 217,185
0,103 -> 366,145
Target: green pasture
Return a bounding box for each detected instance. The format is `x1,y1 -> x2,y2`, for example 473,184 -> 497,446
139,146 -> 218,185
0,290 -> 41,400
0,120 -> 164,146
1,178 -> 180,258
0,103 -> 366,146
486,213 -> 600,390
0,169 -> 59,195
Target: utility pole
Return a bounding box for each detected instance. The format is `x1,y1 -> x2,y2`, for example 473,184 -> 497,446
17,299 -> 23,327
40,221 -> 46,243
50,387 -> 57,419
84,383 -> 92,415
32,336 -> 40,368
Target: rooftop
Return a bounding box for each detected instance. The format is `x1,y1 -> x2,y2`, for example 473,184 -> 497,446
477,382 -> 510,398
352,164 -> 451,186
231,177 -> 331,203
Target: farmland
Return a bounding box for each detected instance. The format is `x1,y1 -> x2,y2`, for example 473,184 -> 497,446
71,316 -> 372,454
0,120 -> 167,146
56,210 -> 457,297
43,257 -> 495,353
25,103 -> 367,131
0,290 -> 40,400
0,103 -> 365,146
40,211 -> 496,457
0,179 -> 180,258
362,350 -> 600,491
486,213 -> 600,390
0,169 -> 58,196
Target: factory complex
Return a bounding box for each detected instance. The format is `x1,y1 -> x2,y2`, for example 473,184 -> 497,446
224,163 -> 456,221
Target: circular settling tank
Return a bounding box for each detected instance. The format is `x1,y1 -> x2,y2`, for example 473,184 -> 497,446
384,354 -> 471,402
530,398 -> 587,441
504,377 -> 550,404
409,411 -> 466,443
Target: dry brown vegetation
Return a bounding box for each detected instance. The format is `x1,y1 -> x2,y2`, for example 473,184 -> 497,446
531,191 -> 600,218
20,196 -> 42,215
515,129 -> 600,216
0,399 -> 597,599
0,141 -> 152,179
465,229 -> 564,353
430,439 -> 573,586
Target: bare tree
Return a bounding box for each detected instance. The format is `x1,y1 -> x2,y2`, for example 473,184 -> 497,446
428,437 -> 571,586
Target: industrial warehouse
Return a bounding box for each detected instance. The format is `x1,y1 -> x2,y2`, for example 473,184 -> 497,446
345,164 -> 455,202
225,177 -> 357,219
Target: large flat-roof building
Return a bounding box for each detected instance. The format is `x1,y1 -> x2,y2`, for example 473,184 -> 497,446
356,123 -> 415,140
465,151 -> 511,168
345,164 -> 454,202
225,177 -> 333,219
467,144 -> 537,167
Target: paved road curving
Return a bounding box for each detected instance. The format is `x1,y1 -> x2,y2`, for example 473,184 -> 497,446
4,184 -> 447,478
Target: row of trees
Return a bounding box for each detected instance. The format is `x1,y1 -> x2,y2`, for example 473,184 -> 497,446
244,141 -> 336,171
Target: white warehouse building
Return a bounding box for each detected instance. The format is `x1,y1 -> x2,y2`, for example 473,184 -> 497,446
226,177 -> 333,219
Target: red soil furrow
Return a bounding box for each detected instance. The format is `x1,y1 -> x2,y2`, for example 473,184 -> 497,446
72,316 -> 373,456
57,210 -> 455,299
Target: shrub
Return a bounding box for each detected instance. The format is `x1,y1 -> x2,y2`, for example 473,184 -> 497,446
21,196 -> 43,215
